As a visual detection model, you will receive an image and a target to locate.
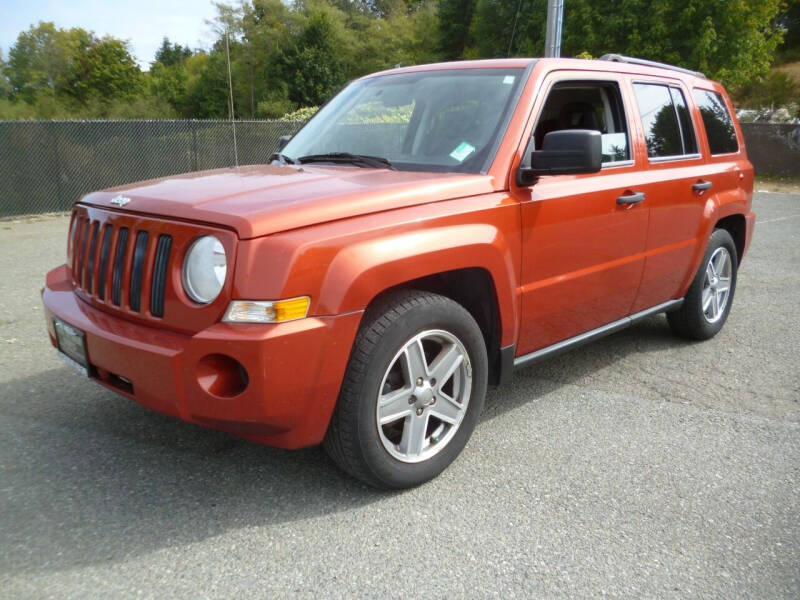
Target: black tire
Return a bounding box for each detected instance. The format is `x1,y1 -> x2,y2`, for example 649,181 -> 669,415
323,290 -> 488,489
668,228 -> 738,340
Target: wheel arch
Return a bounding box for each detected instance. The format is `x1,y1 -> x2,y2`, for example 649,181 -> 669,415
314,222 -> 520,354
681,202 -> 748,297
714,213 -> 746,264
366,267 -> 507,386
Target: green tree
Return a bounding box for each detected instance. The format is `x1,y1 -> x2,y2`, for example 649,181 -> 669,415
777,0 -> 800,61
5,22 -> 88,102
273,7 -> 346,106
340,2 -> 434,74
404,1 -> 441,64
154,37 -> 192,67
330,0 -> 407,17
73,37 -> 143,103
0,50 -> 10,99
3,0 -> 789,120
468,0 -> 548,57
239,0 -> 294,117
149,60 -> 188,113
4,22 -> 143,110
560,0 -> 785,89
148,37 -> 194,114
183,49 -> 231,118
201,0 -> 438,116
436,0 -> 477,59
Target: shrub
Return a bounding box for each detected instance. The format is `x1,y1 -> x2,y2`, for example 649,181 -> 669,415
735,70 -> 799,109
279,106 -> 319,122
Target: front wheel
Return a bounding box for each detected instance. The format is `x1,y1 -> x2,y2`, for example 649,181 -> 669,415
668,228 -> 738,340
323,291 -> 488,489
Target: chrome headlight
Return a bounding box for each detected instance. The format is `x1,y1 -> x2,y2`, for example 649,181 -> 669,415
182,235 -> 227,304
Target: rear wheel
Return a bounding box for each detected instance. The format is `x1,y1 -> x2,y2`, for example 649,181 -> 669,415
323,290 -> 488,489
668,228 -> 738,340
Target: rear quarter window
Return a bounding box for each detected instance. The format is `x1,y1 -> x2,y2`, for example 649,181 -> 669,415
692,89 -> 739,155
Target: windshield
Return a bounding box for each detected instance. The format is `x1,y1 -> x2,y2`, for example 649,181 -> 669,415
280,68 -> 525,173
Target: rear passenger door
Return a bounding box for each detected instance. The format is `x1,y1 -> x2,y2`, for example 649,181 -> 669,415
626,79 -> 713,312
514,72 -> 648,355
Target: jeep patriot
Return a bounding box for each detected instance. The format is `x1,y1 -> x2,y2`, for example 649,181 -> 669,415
43,55 -> 755,488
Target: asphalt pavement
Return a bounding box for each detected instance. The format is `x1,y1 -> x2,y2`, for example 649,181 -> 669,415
1,193 -> 798,598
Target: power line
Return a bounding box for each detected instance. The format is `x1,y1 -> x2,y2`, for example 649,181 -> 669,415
507,0 -> 524,56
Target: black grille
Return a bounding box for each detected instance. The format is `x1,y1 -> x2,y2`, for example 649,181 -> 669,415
75,219 -> 90,285
97,224 -> 112,300
68,217 -> 80,267
111,228 -> 129,306
129,231 -> 149,312
71,213 -> 176,319
85,222 -> 100,294
150,235 -> 172,318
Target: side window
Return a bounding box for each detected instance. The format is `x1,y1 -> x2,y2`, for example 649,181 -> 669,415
532,81 -> 631,165
693,89 -> 739,155
633,83 -> 699,159
670,87 -> 698,154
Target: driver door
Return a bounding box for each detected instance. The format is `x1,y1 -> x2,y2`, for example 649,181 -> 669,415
513,72 -> 648,355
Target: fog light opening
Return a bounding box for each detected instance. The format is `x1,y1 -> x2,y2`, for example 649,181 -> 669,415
197,354 -> 249,398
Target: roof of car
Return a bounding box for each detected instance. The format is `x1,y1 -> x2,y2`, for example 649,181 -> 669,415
364,57 -> 710,84
364,58 -> 536,79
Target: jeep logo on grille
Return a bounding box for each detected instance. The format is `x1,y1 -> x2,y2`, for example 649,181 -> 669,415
110,195 -> 130,207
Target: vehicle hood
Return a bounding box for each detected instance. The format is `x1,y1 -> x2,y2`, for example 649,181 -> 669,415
80,164 -> 497,239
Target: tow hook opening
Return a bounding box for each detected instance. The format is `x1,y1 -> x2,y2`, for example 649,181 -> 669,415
197,354 -> 249,398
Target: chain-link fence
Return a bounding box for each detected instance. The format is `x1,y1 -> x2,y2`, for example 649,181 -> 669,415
3,119 -> 797,218
739,123 -> 800,178
0,120 -> 302,218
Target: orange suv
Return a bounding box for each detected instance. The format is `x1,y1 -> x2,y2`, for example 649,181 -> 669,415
43,56 -> 755,488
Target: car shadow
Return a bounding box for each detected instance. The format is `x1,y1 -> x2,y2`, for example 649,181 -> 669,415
480,314 -> 690,421
2,314 -> 687,576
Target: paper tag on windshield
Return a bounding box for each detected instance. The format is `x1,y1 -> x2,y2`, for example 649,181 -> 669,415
450,141 -> 476,162
503,75 -> 515,85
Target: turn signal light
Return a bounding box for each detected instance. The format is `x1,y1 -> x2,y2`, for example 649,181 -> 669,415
222,297 -> 310,323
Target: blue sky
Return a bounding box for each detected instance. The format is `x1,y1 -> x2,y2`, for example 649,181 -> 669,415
1,0 -> 219,69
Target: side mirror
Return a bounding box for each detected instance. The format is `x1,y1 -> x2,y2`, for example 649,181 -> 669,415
276,134 -> 291,152
516,129 -> 602,186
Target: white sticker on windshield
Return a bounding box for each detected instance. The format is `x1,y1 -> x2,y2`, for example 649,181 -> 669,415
450,141 -> 476,162
503,75 -> 515,85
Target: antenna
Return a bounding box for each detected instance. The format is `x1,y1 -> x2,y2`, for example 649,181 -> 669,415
225,30 -> 239,168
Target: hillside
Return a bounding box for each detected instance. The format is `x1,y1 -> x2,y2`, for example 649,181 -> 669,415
776,60 -> 800,84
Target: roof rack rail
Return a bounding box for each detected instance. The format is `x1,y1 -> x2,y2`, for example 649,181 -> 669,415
598,54 -> 706,78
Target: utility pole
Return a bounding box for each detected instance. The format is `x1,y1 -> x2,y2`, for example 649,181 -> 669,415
544,0 -> 564,57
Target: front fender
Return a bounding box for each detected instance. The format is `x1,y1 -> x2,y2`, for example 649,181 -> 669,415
232,195 -> 522,348
318,222 -> 519,346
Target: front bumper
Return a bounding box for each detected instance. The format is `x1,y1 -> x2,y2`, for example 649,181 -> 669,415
43,265 -> 362,448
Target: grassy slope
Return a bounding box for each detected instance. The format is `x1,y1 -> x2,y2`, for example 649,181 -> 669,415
775,60 -> 800,84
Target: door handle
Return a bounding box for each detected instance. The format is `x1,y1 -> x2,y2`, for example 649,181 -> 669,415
616,192 -> 645,206
692,180 -> 713,192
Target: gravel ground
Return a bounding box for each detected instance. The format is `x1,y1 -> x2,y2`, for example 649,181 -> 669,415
1,193 -> 798,599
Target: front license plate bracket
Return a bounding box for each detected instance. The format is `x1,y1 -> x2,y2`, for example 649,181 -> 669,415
53,317 -> 89,377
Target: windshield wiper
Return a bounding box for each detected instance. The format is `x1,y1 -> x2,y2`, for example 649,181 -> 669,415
270,152 -> 299,165
297,152 -> 395,170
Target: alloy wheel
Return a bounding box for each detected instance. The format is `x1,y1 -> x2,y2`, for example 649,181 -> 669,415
702,246 -> 732,324
376,329 -> 472,463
